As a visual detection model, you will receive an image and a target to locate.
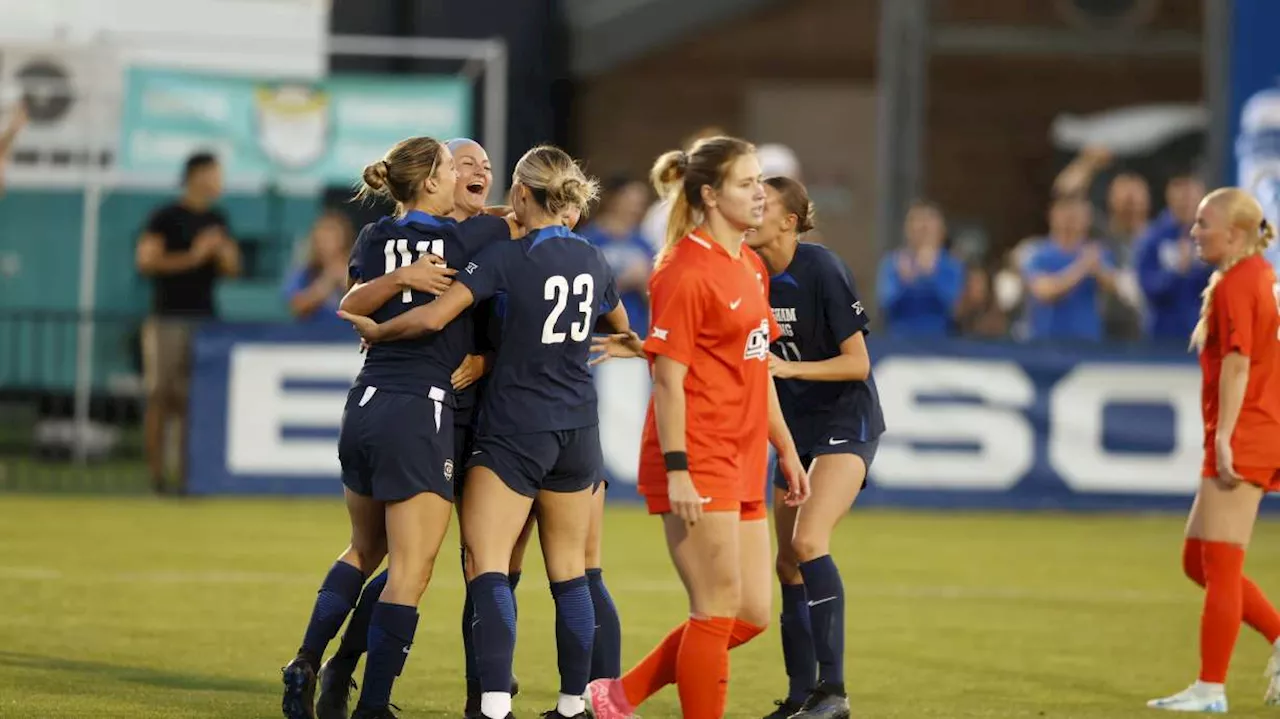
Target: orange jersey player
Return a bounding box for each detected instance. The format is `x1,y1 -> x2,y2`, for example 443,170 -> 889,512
1149,187 -> 1280,713
587,136 -> 809,719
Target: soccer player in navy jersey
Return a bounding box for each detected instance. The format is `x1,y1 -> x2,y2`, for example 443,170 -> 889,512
314,137 -> 526,719
746,177 -> 885,719
341,145 -> 631,719
280,136 -> 510,719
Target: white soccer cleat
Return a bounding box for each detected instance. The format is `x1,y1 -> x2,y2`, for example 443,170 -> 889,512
1263,649 -> 1280,705
1147,682 -> 1229,713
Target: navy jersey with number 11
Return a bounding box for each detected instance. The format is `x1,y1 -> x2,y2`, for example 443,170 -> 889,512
769,242 -> 885,450
347,210 -> 510,399
456,225 -> 620,435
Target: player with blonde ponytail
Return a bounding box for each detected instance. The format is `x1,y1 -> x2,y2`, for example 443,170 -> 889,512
1149,188 -> 1280,713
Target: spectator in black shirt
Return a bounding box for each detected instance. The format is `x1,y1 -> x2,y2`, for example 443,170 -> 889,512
134,152 -> 240,494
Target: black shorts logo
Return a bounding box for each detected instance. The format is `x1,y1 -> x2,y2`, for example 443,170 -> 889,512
443,459 -> 454,482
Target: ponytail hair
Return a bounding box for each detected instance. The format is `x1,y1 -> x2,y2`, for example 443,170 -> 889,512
764,176 -> 816,234
650,136 -> 756,264
1189,187 -> 1274,351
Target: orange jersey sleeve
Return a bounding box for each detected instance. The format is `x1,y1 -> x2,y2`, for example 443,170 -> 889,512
1213,271 -> 1257,358
643,262 -> 708,366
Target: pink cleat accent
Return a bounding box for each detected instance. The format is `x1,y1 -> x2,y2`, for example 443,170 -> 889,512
587,678 -> 635,719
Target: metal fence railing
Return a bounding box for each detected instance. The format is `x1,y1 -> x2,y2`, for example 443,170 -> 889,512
0,311 -> 150,493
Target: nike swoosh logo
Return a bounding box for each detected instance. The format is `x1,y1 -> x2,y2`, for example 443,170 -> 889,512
828,438 -> 849,445
729,298 -> 742,309
807,596 -> 838,607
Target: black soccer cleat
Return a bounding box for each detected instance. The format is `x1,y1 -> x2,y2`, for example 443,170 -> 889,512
511,673 -> 521,697
281,657 -> 318,719
789,683 -> 851,719
315,658 -> 357,719
540,711 -> 587,719
763,698 -> 804,719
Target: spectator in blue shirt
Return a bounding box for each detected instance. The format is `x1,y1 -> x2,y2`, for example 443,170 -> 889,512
580,176 -> 653,336
877,200 -> 965,337
1133,171 -> 1210,343
283,209 -> 355,323
1022,193 -> 1118,342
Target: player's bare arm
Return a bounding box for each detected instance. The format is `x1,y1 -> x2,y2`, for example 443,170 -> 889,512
339,283 -> 474,343
1214,351 -> 1251,487
340,255 -> 454,315
769,330 -> 871,382
766,378 -> 809,505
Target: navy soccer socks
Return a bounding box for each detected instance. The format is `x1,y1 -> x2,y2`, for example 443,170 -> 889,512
798,555 -> 846,693
587,567 -> 622,680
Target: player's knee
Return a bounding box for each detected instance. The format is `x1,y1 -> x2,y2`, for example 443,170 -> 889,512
775,554 -> 801,584
736,600 -> 770,630
789,531 -> 828,563
342,542 -> 385,576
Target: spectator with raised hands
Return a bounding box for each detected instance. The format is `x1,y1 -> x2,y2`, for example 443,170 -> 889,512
876,200 -> 965,337
1020,193 -> 1118,342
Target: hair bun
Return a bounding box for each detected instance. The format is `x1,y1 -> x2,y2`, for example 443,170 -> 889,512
362,160 -> 390,191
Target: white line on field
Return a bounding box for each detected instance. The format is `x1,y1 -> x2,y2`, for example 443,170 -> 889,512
0,566 -> 1195,605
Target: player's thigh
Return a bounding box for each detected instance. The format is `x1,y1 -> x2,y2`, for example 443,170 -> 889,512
510,512 -> 537,574
459,465 -> 535,578
382,490 -> 454,603
737,517 -> 773,627
1191,477 -> 1266,547
343,486 -> 386,572
792,451 -> 868,561
536,485 -> 595,582
772,486 -> 801,583
662,511 -> 742,617
585,483 -> 607,570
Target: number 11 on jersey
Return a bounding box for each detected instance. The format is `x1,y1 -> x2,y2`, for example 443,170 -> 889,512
384,239 -> 445,302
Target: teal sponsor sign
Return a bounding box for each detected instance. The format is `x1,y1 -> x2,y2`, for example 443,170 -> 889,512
119,67 -> 471,185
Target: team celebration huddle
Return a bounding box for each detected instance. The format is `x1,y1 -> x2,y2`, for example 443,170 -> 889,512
276,131 -> 1280,718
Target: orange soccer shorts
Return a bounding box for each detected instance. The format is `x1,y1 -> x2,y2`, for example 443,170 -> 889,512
1201,449 -> 1280,492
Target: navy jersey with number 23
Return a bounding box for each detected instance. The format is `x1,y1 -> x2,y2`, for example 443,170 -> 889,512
456,225 -> 620,435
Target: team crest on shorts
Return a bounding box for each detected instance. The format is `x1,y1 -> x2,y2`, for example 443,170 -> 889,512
443,459 -> 454,482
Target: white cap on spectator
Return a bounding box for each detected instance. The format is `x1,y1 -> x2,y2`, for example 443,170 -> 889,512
757,143 -> 801,180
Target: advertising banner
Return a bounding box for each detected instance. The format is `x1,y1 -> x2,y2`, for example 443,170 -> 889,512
118,67 -> 472,186
187,323 -> 1213,511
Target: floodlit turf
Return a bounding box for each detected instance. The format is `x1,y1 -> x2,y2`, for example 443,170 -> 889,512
4,497 -> 1280,718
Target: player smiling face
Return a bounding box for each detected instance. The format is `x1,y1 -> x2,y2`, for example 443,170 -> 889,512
704,152 -> 766,234
450,140 -> 492,218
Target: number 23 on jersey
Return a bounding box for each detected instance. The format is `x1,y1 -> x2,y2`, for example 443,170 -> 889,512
543,273 -> 595,344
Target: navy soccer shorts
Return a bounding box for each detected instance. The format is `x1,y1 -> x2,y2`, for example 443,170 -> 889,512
338,385 -> 456,502
773,417 -> 879,492
467,425 -> 603,498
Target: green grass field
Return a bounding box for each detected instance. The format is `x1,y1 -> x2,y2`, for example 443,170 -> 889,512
4,497 -> 1280,718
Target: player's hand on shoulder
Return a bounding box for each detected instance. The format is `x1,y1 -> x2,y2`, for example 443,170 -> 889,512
337,311 -> 383,343
667,470 -> 705,524
397,254 -> 455,295
589,331 -> 644,365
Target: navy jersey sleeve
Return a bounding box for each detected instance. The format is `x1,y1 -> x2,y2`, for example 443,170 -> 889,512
458,214 -> 511,254
818,250 -> 871,342
599,262 -> 621,314
348,223 -> 379,282
457,240 -> 511,303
